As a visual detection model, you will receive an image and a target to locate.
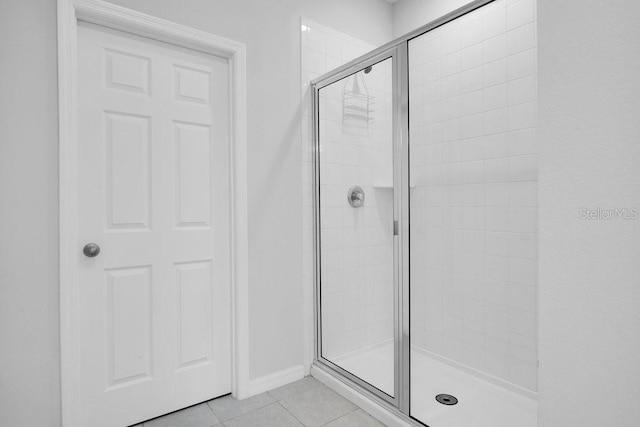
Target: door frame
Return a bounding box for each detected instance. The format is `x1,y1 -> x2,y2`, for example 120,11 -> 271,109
57,1 -> 249,425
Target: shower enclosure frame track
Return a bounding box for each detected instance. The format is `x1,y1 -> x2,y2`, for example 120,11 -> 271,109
312,46 -> 402,410
311,0 -> 496,425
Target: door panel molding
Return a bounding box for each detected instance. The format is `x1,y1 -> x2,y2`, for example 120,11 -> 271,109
57,1 -> 249,425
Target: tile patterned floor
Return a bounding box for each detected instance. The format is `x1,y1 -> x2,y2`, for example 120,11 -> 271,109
134,376 -> 386,427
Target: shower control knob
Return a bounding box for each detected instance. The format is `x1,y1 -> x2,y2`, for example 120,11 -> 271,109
83,243 -> 101,258
347,185 -> 365,208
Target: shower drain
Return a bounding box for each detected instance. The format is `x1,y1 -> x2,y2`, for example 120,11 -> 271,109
435,394 -> 458,406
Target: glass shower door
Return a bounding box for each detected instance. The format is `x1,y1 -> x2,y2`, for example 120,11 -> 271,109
316,56 -> 396,398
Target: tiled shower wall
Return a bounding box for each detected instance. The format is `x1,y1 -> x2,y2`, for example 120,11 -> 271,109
301,20 -> 394,361
318,63 -> 394,359
409,0 -> 538,391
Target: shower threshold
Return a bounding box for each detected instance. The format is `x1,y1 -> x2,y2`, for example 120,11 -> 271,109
316,342 -> 537,427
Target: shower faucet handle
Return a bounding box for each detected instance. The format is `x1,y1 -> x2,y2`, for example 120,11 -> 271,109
347,186 -> 365,208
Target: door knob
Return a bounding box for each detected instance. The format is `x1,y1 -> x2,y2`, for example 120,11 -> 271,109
83,243 -> 101,257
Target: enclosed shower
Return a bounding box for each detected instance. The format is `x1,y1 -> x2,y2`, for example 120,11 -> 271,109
310,0 -> 538,425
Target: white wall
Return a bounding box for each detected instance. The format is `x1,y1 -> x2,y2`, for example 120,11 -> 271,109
0,1 -> 61,426
392,0 -> 474,38
0,1 -> 392,426
537,0 -> 640,425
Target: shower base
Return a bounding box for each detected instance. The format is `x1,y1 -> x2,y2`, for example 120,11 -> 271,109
334,342 -> 537,427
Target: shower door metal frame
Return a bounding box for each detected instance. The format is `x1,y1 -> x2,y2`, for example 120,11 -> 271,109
311,0 -> 496,423
312,46 -> 403,408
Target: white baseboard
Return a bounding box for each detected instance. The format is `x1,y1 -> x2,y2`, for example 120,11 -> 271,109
246,365 -> 305,397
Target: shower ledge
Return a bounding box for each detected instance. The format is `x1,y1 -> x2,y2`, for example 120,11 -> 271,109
374,182 -> 415,189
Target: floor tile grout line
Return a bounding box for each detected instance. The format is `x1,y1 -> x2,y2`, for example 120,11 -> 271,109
267,376 -> 323,402
209,393 -> 277,423
202,397 -> 223,425
275,400 -> 307,426
142,379 -> 383,427
221,401 -> 302,427
276,380 -> 362,427
319,406 -> 360,426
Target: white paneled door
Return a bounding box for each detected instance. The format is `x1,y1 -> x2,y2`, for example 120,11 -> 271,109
76,22 -> 231,427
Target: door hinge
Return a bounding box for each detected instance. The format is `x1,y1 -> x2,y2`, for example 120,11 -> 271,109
393,220 -> 399,236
